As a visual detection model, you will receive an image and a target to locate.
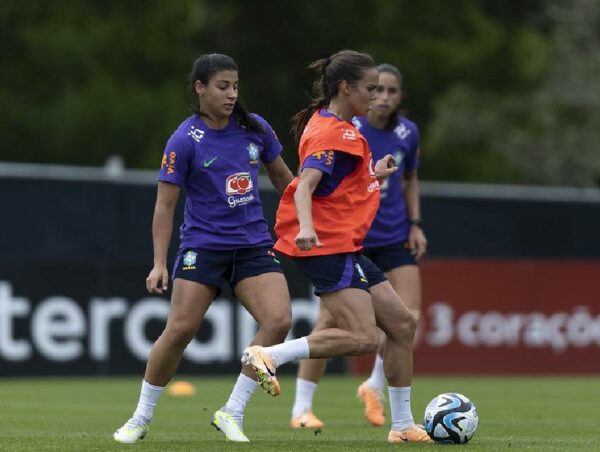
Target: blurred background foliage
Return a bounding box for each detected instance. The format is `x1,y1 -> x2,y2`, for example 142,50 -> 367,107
1,0 -> 598,185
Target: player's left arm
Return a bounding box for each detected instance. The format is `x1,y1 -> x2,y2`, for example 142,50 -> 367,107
265,155 -> 294,195
403,149 -> 427,260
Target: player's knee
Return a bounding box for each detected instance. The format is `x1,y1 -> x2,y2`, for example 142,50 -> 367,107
164,322 -> 196,348
401,311 -> 418,340
355,328 -> 379,354
259,311 -> 292,341
388,311 -> 417,343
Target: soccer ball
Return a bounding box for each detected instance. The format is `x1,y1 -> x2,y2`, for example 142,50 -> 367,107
423,392 -> 478,444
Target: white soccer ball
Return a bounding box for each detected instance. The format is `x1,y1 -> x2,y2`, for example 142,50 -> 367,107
423,392 -> 478,444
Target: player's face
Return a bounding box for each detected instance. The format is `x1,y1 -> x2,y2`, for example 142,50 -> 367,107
196,70 -> 239,119
347,67 -> 379,116
372,72 -> 402,118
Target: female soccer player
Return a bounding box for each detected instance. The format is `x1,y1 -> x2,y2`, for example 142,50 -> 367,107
289,63 -> 428,429
113,53 -> 294,443
242,50 -> 431,444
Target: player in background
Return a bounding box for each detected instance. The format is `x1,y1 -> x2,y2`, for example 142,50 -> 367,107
113,53 -> 294,444
289,63 -> 427,429
242,50 -> 432,444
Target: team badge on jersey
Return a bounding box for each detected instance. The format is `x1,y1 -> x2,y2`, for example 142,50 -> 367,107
182,251 -> 198,270
247,143 -> 260,165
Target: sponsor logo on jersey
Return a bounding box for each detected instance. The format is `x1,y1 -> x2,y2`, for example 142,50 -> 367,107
311,150 -> 334,166
226,172 -> 256,208
161,151 -> 177,175
342,128 -> 357,140
247,143 -> 260,164
226,172 -> 253,195
188,125 -> 205,143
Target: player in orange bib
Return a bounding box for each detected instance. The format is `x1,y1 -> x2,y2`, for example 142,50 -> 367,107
242,50 -> 431,444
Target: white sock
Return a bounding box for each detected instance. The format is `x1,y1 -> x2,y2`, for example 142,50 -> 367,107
262,337 -> 310,367
366,353 -> 385,391
291,378 -> 318,417
389,386 -> 414,431
224,373 -> 258,414
133,380 -> 165,423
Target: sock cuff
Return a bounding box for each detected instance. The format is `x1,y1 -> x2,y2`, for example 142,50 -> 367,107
239,373 -> 258,387
297,377 -> 318,389
388,386 -> 411,394
142,380 -> 165,392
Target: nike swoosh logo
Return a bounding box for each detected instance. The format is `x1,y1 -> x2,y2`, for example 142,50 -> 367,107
264,362 -> 275,377
203,156 -> 217,167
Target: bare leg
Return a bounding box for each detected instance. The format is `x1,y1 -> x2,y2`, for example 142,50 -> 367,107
235,272 -> 292,379
370,281 -> 416,388
369,265 -> 422,376
304,288 -> 379,358
145,279 -> 215,386
297,303 -> 335,382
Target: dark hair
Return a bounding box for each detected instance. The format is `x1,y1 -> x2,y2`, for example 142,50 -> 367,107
291,50 -> 375,142
376,63 -> 403,130
188,53 -> 263,133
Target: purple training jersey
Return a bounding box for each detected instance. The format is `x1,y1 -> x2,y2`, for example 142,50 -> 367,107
158,113 -> 282,251
353,115 -> 420,247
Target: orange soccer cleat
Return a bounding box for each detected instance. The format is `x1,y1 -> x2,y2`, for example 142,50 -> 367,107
290,410 -> 325,429
357,382 -> 386,427
387,425 -> 434,443
241,346 -> 280,396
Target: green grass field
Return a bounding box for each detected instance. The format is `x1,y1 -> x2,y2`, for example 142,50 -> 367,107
1,375 -> 599,451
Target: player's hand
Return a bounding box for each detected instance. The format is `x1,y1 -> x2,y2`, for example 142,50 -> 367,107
146,264 -> 169,294
408,226 -> 427,260
374,154 -> 398,179
295,227 -> 323,251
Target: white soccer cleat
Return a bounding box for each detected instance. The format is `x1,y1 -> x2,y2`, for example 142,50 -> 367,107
211,409 -> 249,442
113,417 -> 149,443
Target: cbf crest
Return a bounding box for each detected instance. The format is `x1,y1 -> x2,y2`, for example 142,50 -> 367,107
182,250 -> 198,270
247,143 -> 260,165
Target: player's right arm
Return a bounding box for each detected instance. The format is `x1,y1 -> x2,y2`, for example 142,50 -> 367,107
294,167 -> 324,251
147,181 -> 180,294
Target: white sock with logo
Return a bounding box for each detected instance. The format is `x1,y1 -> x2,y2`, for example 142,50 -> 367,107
224,373 -> 258,414
133,380 -> 165,424
389,386 -> 415,431
366,353 -> 386,391
262,337 -> 310,367
292,378 -> 318,417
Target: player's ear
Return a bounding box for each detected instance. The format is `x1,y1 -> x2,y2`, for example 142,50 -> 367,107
195,80 -> 206,96
339,80 -> 351,96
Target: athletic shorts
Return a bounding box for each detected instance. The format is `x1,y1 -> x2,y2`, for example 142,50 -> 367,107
293,252 -> 387,296
363,240 -> 417,273
172,246 -> 283,293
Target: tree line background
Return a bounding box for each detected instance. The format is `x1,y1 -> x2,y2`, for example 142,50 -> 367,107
2,0 -> 599,186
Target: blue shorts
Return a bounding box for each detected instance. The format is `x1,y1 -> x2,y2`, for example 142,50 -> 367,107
363,240 -> 417,273
173,246 -> 283,293
293,253 -> 387,296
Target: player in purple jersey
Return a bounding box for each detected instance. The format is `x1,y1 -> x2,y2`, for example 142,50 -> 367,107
113,54 -> 294,444
289,64 -> 429,432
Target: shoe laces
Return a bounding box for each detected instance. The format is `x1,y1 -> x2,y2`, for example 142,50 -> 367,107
222,407 -> 244,429
125,417 -> 148,430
